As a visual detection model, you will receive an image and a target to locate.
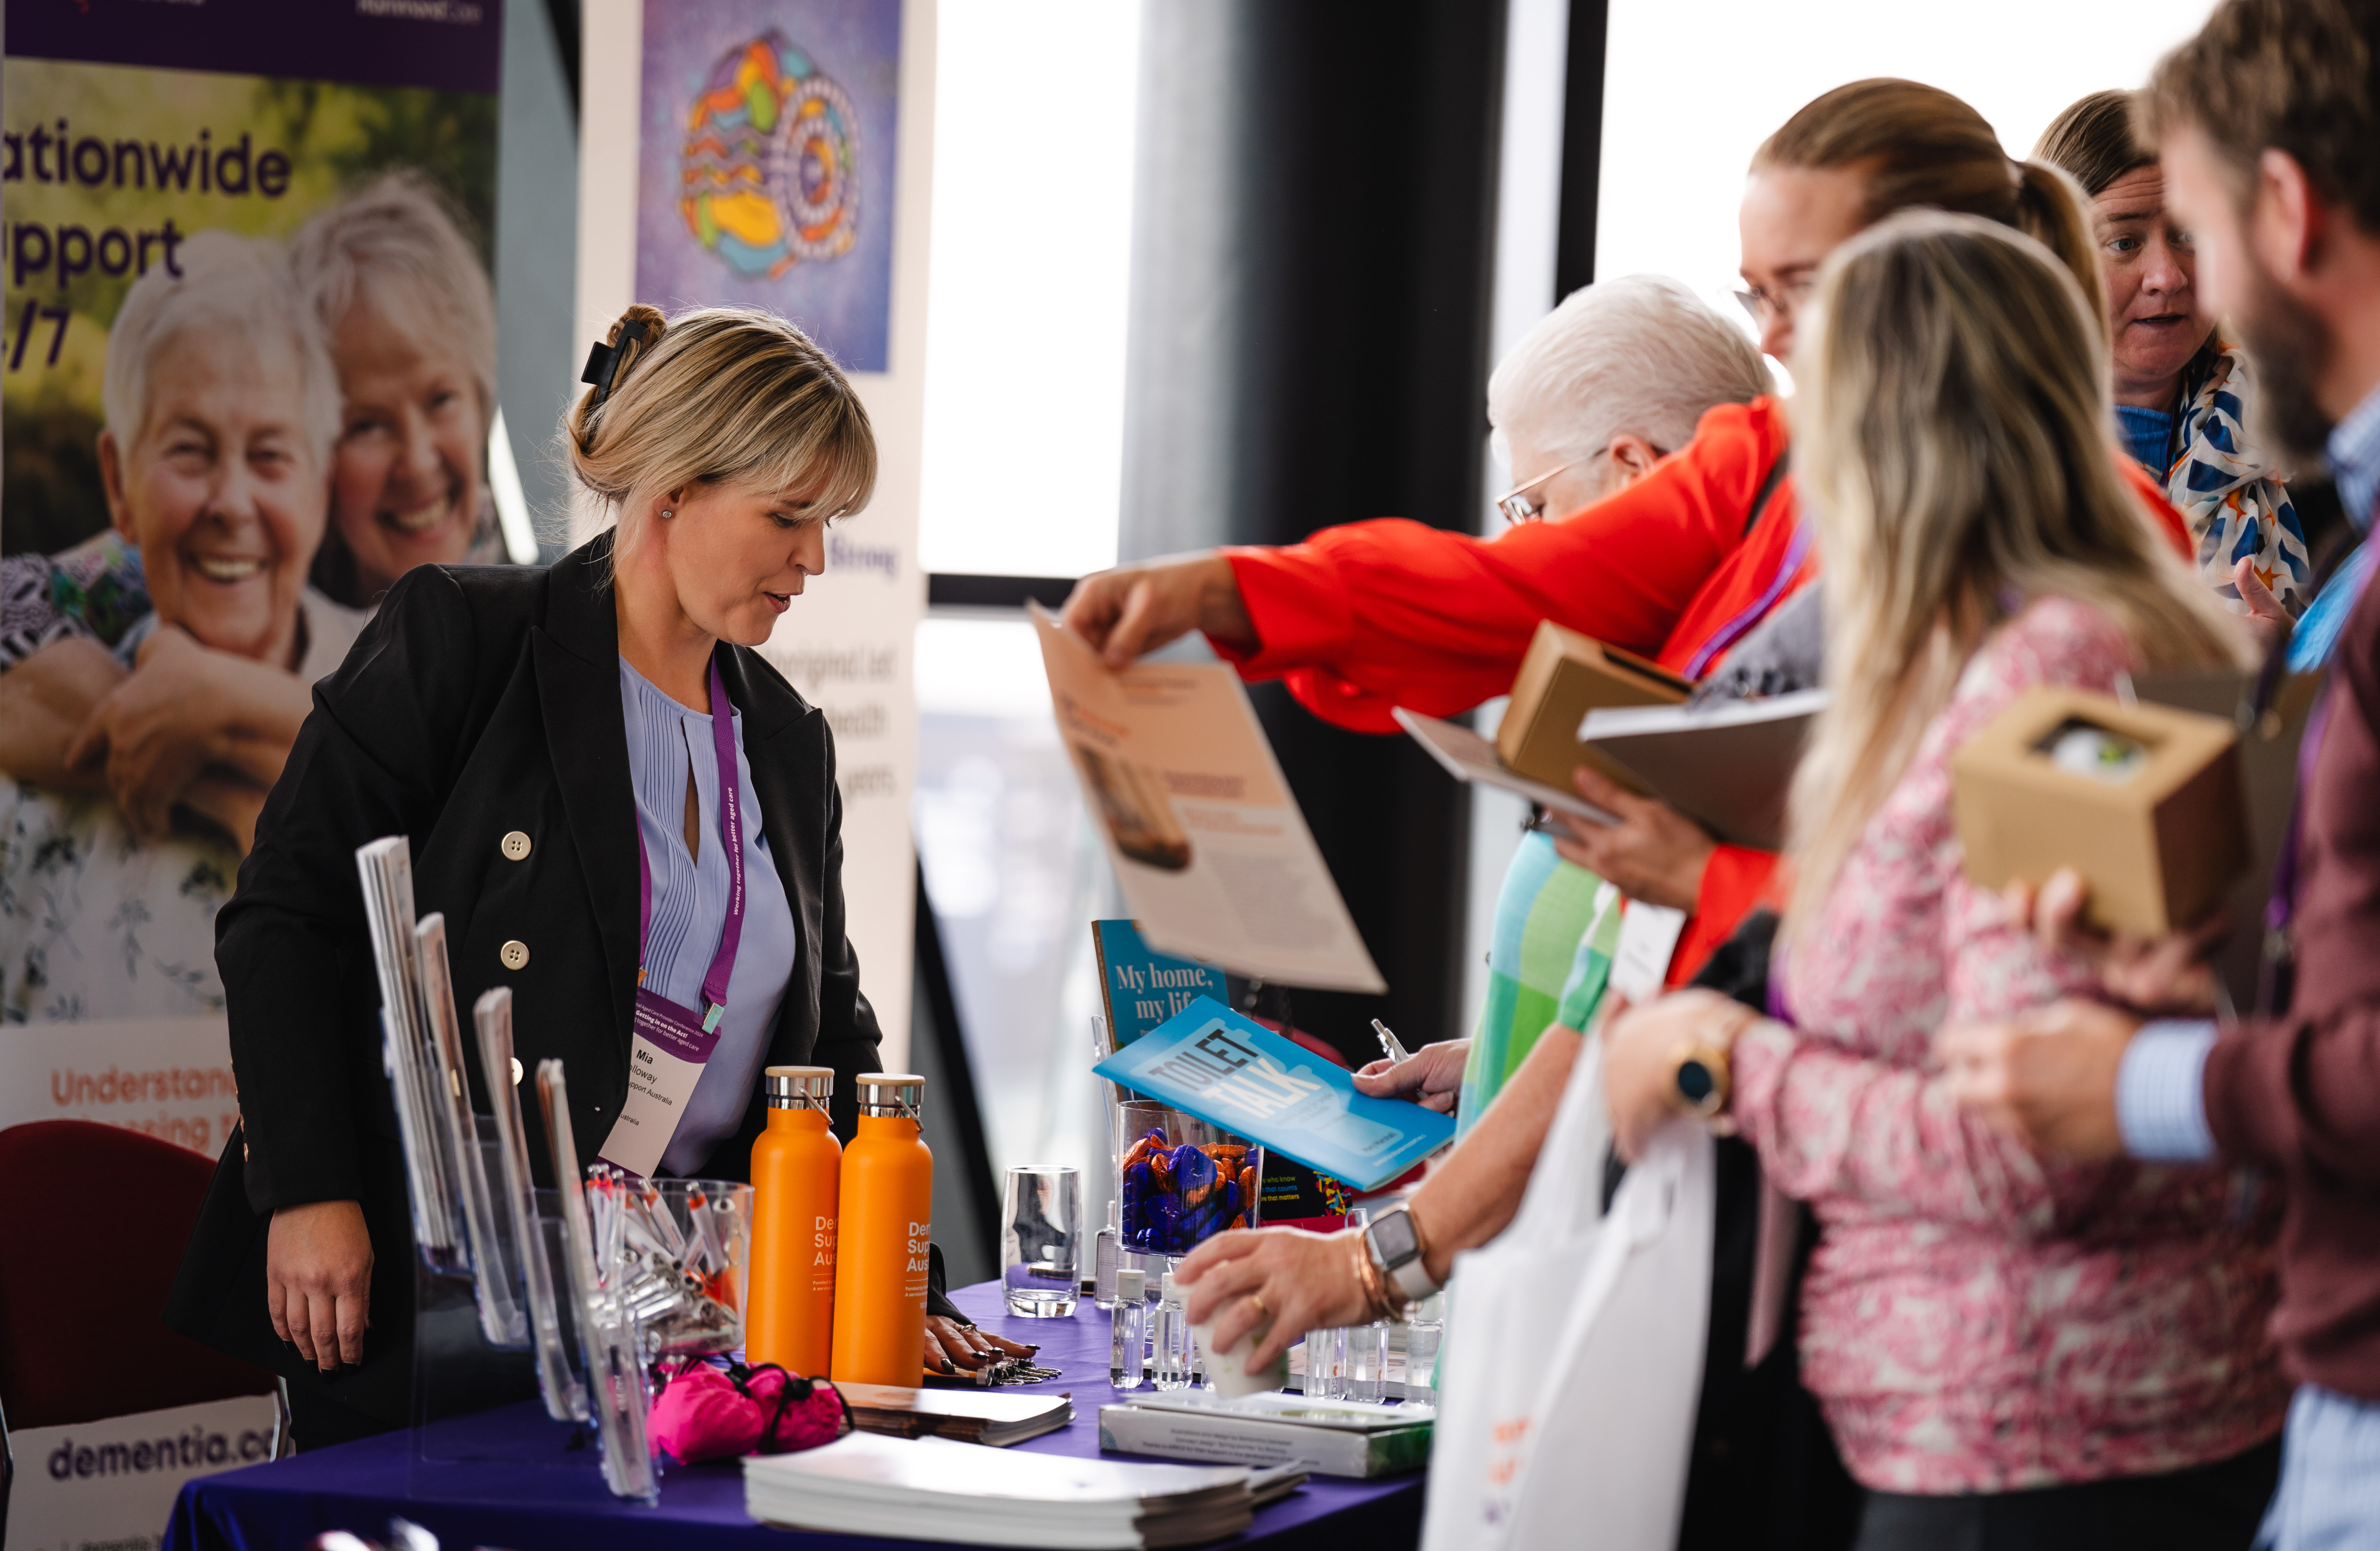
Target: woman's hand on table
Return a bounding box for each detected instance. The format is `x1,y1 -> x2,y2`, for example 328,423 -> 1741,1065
1176,1227 -> 1371,1373
1547,768 -> 1716,912
1354,1039 -> 1469,1114
1601,990 -> 1757,1161
924,1315 -> 1038,1377
1060,554 -> 1257,667
267,1199 -> 374,1372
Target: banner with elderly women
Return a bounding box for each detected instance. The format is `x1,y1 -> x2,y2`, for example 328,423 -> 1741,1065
0,5 -> 505,1154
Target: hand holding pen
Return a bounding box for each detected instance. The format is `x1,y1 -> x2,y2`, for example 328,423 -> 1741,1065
1353,1029 -> 1469,1116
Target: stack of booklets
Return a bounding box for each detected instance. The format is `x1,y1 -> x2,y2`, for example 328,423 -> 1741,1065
1099,1391 -> 1433,1478
744,1432 -> 1263,1548
833,1380 -> 1074,1446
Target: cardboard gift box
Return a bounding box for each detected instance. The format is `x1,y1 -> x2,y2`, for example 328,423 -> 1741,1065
1951,685 -> 2248,937
1496,621 -> 1690,793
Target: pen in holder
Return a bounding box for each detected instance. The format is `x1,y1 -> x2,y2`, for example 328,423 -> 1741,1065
473,987 -> 585,1423
537,1060 -> 659,1504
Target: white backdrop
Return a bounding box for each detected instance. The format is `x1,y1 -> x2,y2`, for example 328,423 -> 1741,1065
575,0 -> 936,1066
1595,0 -> 2222,368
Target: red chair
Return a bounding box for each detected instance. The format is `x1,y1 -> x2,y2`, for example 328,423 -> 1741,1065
0,1120 -> 283,1524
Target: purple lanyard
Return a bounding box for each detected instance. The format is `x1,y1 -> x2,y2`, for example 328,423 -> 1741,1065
2263,683 -> 2337,942
635,654 -> 747,1034
1682,514 -> 1811,682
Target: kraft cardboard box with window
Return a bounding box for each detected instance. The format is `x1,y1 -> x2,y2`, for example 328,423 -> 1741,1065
1496,622 -> 1689,794
1952,685 -> 2248,938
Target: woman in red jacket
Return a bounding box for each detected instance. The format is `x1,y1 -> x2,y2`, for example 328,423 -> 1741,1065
1066,79 -> 2193,994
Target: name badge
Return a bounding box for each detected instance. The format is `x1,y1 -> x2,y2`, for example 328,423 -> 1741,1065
599,990 -> 728,1178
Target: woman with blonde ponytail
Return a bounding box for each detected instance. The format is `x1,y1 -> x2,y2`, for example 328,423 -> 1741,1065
1600,216 -> 2282,1547
171,304 -> 1028,1448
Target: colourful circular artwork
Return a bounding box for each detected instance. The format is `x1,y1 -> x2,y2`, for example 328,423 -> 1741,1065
679,32 -> 862,280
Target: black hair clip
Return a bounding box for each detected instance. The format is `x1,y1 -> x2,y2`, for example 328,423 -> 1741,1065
577,319 -> 652,448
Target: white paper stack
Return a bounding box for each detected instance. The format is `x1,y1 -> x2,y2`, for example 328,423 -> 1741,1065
1100,1391 -> 1432,1478
743,1432 -> 1257,1548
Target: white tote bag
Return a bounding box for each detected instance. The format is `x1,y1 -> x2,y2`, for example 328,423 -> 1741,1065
1421,1031 -> 1715,1551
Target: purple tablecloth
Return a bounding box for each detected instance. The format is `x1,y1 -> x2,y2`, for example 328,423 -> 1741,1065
162,1281 -> 1424,1550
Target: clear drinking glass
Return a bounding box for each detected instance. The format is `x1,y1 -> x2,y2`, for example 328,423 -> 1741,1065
1345,1321 -> 1390,1402
1304,1326 -> 1345,1399
1405,1297 -> 1444,1405
1000,1163 -> 1083,1317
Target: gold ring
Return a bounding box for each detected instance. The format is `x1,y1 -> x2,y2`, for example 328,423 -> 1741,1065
1247,1292 -> 1267,1321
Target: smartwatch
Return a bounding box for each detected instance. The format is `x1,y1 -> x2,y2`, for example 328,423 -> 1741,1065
1363,1206 -> 1439,1304
1670,1040 -> 1733,1120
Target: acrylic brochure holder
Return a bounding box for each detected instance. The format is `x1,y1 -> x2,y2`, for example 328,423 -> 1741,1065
356,837 -> 601,1498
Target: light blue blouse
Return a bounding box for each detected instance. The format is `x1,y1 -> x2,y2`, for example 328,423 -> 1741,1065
619,657 -> 799,1176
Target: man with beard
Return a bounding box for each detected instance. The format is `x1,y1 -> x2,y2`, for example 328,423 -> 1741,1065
1938,2 -> 2380,1545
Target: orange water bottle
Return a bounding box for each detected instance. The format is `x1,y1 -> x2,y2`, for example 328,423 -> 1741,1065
747,1066 -> 841,1376
829,1073 -> 933,1384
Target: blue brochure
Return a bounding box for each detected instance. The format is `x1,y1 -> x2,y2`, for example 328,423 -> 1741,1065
1093,919 -> 1230,1050
1093,997 -> 1454,1192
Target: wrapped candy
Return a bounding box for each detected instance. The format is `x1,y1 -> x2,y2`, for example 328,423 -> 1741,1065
1118,1128 -> 1261,1254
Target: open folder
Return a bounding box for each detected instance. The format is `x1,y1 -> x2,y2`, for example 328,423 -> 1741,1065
1577,689 -> 1827,852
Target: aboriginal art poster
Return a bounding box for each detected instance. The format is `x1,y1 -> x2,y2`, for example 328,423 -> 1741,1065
636,0 -> 903,372
0,0 -> 503,1159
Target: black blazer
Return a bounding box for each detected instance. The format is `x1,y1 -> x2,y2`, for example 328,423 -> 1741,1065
166,533 -> 882,1424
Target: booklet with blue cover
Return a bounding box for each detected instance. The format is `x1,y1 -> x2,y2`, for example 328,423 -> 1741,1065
1094,920 -> 1231,1052
1094,997 -> 1454,1191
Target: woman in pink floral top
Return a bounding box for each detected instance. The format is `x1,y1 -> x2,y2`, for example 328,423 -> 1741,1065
1604,212 -> 2283,1546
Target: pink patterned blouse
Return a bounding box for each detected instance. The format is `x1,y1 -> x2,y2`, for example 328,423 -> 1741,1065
1735,595 -> 2286,1494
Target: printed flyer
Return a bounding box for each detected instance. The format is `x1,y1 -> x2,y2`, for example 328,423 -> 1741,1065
1033,604 -> 1385,994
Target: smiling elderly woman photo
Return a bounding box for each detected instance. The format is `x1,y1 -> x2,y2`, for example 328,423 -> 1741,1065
0,231 -> 366,1021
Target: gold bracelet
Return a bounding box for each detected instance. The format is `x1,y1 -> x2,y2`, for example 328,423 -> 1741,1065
1349,1231 -> 1404,1323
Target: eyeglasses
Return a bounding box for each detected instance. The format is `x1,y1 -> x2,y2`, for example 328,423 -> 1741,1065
1732,275 -> 1816,327
1496,458 -> 1584,525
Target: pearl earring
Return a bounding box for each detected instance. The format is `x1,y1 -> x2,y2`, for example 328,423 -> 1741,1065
660,509 -> 673,519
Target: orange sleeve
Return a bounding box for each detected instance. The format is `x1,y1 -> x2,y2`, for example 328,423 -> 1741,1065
1665,844 -> 1784,989
2120,457 -> 2195,559
1213,399 -> 1791,733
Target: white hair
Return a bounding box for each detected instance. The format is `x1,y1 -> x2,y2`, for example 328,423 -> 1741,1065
102,230 -> 340,463
1487,274 -> 1772,470
289,170 -> 498,428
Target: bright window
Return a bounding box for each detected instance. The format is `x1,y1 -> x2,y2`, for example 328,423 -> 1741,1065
916,1 -> 1141,579
1595,1 -> 2219,365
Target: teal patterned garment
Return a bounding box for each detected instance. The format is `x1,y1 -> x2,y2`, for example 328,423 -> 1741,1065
1454,831 -> 1626,1138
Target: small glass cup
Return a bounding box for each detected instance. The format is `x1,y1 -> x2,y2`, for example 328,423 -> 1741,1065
1000,1163 -> 1083,1317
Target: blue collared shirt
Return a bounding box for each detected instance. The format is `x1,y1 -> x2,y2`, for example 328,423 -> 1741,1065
2329,378 -> 2380,533
620,657 -> 798,1176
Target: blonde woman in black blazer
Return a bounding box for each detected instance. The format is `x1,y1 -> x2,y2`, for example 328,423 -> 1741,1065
169,306 -> 1027,1444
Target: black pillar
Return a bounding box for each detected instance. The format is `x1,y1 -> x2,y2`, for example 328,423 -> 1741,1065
1119,0 -> 1511,1061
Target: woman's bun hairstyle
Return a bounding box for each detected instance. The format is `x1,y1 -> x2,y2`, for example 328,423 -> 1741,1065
560,302 -> 876,550
568,303 -> 670,462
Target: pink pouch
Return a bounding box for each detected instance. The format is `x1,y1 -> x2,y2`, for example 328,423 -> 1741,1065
648,1360 -> 849,1465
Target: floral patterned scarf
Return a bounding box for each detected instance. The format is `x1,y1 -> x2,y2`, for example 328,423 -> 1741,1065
2168,340 -> 2312,616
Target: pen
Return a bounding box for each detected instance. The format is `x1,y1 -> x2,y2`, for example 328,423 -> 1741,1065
1372,1018 -> 1412,1065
